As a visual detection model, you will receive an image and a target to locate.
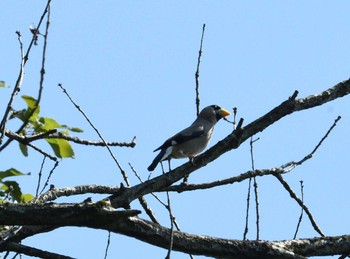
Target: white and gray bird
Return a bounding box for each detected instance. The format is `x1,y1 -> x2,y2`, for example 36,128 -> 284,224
147,105 -> 230,171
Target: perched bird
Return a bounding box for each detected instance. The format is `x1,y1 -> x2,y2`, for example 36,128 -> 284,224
147,105 -> 230,171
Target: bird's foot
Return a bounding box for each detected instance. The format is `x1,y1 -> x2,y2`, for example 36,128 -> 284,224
182,174 -> 189,185
189,156 -> 195,165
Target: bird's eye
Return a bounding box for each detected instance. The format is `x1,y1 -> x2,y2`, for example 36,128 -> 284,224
211,105 -> 220,110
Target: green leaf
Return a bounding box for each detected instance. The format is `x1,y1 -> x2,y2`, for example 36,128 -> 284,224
69,127 -> 84,133
38,117 -> 62,131
19,143 -> 29,157
0,168 -> 25,181
61,125 -> 84,133
0,81 -> 5,87
45,138 -> 75,158
22,95 -> 40,122
1,181 -> 22,202
21,193 -> 34,203
22,95 -> 38,110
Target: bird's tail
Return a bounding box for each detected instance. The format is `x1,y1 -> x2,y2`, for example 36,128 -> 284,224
147,149 -> 166,171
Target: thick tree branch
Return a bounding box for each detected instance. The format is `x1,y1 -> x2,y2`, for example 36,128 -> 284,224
0,204 -> 350,258
33,185 -> 119,203
0,204 -> 140,227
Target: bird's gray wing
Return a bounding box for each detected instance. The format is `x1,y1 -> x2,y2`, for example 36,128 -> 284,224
153,124 -> 205,152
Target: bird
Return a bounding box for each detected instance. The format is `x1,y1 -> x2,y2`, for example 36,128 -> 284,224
147,105 -> 231,172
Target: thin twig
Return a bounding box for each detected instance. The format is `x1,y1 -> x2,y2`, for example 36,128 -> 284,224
58,83 -> 130,186
243,137 -> 260,240
104,231 -> 111,259
46,133 -> 136,147
39,161 -> 59,195
195,24 -> 206,116
253,176 -> 260,240
5,129 -> 136,147
293,181 -> 304,239
0,31 -> 25,145
35,156 -> 46,197
27,143 -> 57,161
233,107 -> 237,130
128,163 -> 160,224
243,177 -> 252,241
281,116 -> 342,172
166,168 -> 288,193
274,173 -> 325,237
223,107 -> 237,127
165,191 -> 174,259
250,137 -> 260,240
293,115 -> 341,166
29,1 -> 51,123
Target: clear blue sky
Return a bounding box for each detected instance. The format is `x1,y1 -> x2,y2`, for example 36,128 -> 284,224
1,1 -> 350,258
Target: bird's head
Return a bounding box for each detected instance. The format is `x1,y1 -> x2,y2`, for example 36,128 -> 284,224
200,105 -> 231,123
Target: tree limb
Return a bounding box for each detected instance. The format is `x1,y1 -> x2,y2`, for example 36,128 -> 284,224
3,242 -> 75,259
1,203 -> 350,258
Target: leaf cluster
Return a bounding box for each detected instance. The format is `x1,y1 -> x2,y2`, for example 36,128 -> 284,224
0,168 -> 33,203
10,95 -> 82,158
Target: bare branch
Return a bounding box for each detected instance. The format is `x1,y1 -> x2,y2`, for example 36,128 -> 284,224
166,168 -> 285,193
0,31 -> 25,145
103,231 -> 111,259
165,191 -> 175,259
5,129 -> 136,149
36,156 -> 46,197
3,242 -> 74,259
273,173 -> 324,237
128,163 -> 160,224
33,185 -> 119,203
194,23 -> 206,116
293,181 -> 304,239
47,133 -> 137,147
27,143 -> 57,161
58,83 -> 131,186
289,115 -> 342,167
38,160 -> 59,194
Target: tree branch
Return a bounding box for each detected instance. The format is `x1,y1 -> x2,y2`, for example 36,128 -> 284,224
33,185 -> 119,203
1,203 -> 350,258
3,242 -> 75,259
4,129 -> 136,148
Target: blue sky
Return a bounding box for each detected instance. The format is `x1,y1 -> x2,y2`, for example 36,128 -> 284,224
1,1 -> 350,258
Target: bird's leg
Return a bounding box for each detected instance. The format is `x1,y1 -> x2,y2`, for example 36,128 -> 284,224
160,161 -> 165,174
167,159 -> 172,172
182,156 -> 194,184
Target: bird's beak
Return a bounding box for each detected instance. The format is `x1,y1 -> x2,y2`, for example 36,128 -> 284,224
219,108 -> 231,117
